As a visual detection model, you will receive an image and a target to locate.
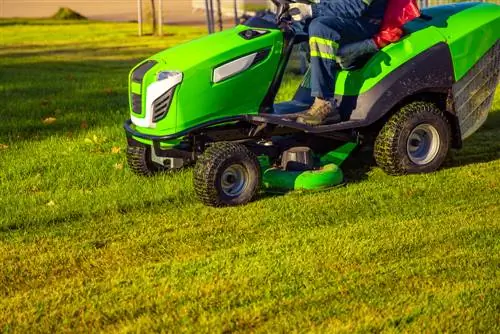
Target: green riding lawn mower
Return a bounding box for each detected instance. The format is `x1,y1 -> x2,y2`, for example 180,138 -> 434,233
124,1 -> 500,207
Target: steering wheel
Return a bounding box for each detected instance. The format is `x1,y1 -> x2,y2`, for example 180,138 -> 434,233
270,0 -> 313,24
270,0 -> 312,5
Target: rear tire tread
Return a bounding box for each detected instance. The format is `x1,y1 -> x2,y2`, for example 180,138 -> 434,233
374,101 -> 451,175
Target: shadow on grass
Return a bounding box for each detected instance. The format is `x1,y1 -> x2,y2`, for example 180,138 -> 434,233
444,110 -> 500,168
0,194 -> 189,233
342,147 -> 375,183
0,57 -> 145,142
1,46 -> 163,59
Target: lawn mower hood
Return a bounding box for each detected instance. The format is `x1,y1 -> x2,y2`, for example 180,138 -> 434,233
128,25 -> 284,138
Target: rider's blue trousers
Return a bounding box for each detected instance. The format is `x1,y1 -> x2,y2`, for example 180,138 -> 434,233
308,0 -> 386,99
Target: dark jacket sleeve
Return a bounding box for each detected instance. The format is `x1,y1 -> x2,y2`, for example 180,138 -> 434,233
311,1 -> 327,17
312,0 -> 387,20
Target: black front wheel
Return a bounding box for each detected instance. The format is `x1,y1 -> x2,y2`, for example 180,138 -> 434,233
194,142 -> 261,207
126,145 -> 164,176
374,101 -> 451,175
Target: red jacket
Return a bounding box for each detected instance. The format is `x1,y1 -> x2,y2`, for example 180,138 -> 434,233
373,0 -> 421,48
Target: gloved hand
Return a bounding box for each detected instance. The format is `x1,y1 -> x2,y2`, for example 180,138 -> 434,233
337,39 -> 379,69
289,3 -> 313,22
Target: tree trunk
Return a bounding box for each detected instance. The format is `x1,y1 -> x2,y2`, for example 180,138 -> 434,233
233,0 -> 238,26
216,0 -> 223,31
137,0 -> 143,36
150,0 -> 157,35
205,0 -> 214,33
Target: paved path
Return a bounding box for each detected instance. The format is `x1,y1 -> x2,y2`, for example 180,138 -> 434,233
1,0 -> 211,23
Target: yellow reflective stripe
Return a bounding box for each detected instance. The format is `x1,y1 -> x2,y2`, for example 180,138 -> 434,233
362,0 -> 373,5
310,50 -> 335,60
309,36 -> 339,50
311,42 -> 334,55
309,41 -> 320,54
309,36 -> 338,60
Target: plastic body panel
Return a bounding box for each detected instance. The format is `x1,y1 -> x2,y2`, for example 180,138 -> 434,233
333,25 -> 446,96
130,25 -> 283,137
406,3 -> 500,81
338,43 -> 454,122
334,2 -> 500,96
262,142 -> 356,191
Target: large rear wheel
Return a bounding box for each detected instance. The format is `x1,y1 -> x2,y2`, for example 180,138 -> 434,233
194,142 -> 261,207
374,101 -> 451,175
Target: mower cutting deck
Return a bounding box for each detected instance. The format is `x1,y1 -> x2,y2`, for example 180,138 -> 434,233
124,1 -> 500,206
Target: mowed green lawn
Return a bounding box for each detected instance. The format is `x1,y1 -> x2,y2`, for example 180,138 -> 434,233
1,20 -> 499,333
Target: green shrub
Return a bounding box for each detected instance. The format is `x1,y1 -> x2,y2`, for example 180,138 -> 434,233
51,7 -> 87,20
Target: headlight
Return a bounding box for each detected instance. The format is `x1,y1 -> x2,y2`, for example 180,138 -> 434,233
157,71 -> 182,82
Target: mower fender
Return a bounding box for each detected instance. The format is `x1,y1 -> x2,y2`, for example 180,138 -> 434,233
338,42 -> 454,125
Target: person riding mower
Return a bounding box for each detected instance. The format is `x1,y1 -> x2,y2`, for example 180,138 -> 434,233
290,0 -> 389,125
123,0 -> 500,206
291,0 -> 421,125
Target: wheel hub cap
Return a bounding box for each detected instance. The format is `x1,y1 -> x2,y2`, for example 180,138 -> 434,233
406,124 -> 440,165
221,164 -> 247,197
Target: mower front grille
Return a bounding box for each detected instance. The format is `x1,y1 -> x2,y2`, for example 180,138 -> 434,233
130,60 -> 157,116
131,60 -> 157,84
131,93 -> 142,114
153,87 -> 175,122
